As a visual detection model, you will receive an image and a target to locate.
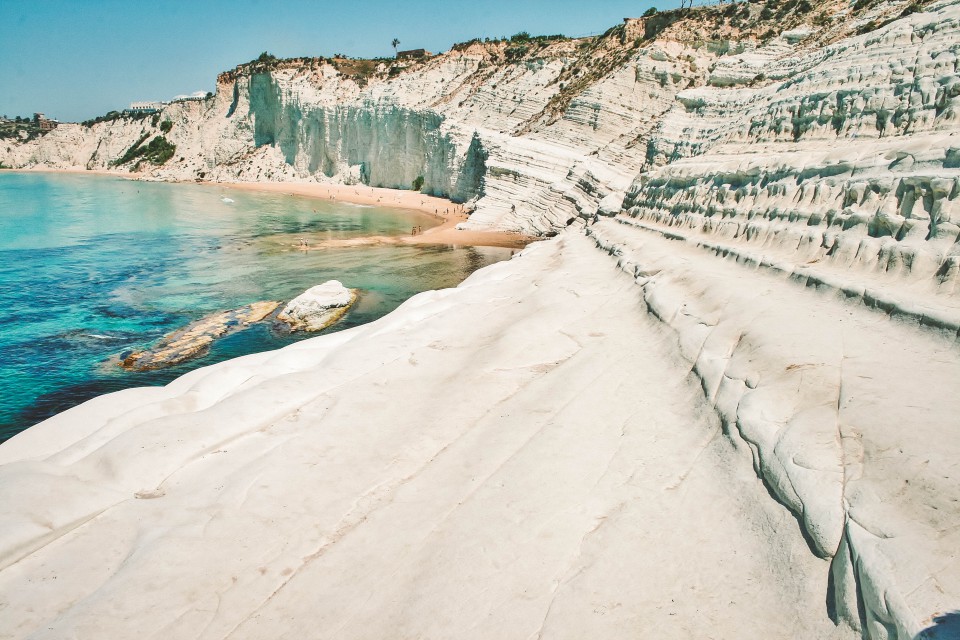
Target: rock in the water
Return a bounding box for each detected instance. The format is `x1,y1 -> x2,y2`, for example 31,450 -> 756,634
120,300 -> 279,370
277,280 -> 356,332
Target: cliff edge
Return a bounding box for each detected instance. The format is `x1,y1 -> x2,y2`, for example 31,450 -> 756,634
1,1 -> 959,638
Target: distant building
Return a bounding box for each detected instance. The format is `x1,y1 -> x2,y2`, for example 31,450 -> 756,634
396,49 -> 431,60
34,113 -> 58,131
128,101 -> 166,114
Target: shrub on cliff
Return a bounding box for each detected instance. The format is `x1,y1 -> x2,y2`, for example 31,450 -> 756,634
115,134 -> 151,165
115,134 -> 176,167
451,38 -> 481,51
140,136 -> 176,165
82,110 -> 123,128
505,45 -> 529,62
643,7 -> 658,17
412,175 -> 425,191
160,120 -> 173,133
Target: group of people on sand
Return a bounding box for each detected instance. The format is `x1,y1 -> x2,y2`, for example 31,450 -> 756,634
411,226 -> 423,236
435,207 -> 462,217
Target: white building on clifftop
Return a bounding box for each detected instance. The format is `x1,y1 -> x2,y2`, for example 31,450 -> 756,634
128,101 -> 166,114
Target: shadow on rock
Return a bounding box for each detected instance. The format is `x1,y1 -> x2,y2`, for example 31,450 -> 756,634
916,611 -> 960,640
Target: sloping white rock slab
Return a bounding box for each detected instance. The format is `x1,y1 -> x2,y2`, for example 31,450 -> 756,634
0,234 -> 855,639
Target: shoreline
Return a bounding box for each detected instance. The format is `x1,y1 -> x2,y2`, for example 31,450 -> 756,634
4,169 -> 537,250
4,166 -> 134,178
216,181 -> 537,250
217,180 -> 459,216
297,216 -> 535,250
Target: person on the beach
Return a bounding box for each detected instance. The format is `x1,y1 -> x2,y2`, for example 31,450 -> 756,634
412,226 -> 417,236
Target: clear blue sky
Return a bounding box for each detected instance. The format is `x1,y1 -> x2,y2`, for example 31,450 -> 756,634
0,0 -> 681,123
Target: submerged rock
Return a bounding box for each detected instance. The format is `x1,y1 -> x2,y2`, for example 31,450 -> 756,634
120,300 -> 280,370
119,282 -> 356,370
277,280 -> 357,332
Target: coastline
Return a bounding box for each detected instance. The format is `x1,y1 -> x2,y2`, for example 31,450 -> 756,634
299,217 -> 536,250
216,181 -> 537,250
3,169 -> 536,250
0,228 -> 901,639
2,2 -> 959,634
4,166 -> 132,178
0,171 -> 524,440
217,180 -> 458,216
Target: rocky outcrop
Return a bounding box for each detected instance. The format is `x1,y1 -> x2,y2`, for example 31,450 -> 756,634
119,301 -> 280,370
117,281 -> 357,370
276,280 -> 357,331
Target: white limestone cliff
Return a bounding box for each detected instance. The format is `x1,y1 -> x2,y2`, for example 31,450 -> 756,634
2,1 -> 959,638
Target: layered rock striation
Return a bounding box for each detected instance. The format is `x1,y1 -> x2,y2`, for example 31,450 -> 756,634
2,1 -> 959,638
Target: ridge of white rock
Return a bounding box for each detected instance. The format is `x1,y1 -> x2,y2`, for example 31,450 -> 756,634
587,217 -> 959,639
2,1 -> 959,638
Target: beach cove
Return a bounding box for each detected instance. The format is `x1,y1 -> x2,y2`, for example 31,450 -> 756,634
0,171 -> 522,440
216,180 -> 536,249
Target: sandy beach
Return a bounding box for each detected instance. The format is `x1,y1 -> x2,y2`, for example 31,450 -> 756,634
216,181 -> 537,250
10,166 -> 132,178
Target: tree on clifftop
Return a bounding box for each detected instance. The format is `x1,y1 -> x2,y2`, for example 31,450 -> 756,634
392,38 -> 400,56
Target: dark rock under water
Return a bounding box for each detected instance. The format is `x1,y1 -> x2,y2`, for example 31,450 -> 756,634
120,301 -> 281,371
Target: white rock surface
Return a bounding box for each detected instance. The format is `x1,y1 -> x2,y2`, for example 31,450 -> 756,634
587,217 -> 960,638
1,2 -> 959,638
0,234 -> 864,640
276,280 -> 355,331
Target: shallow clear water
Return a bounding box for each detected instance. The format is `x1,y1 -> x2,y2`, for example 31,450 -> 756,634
0,173 -> 511,441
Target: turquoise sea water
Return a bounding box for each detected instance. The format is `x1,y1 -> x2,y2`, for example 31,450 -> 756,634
0,173 -> 511,441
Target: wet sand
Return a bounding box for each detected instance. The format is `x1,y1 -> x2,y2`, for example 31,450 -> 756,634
8,170 -> 538,249
216,181 -> 537,250
299,215 -> 535,251
9,167 -> 134,178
